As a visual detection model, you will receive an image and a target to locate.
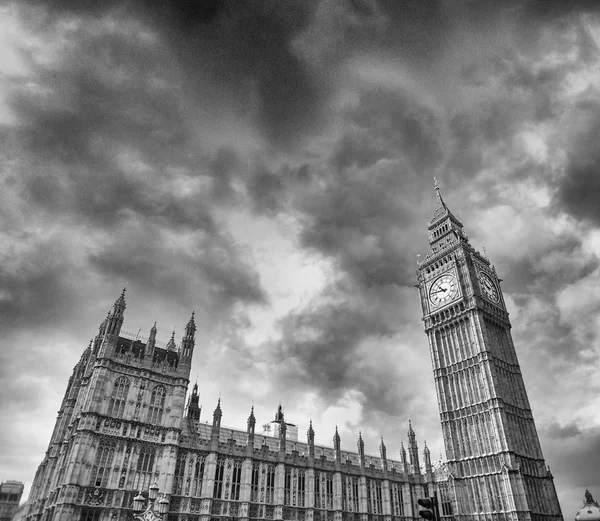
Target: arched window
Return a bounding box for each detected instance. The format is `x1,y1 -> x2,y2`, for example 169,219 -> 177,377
90,442 -> 115,487
133,446 -> 155,491
148,386 -> 166,424
107,377 -> 130,418
191,456 -> 205,497
172,454 -> 186,495
213,458 -> 225,499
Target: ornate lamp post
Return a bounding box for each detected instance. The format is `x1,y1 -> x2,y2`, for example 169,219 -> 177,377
133,481 -> 169,521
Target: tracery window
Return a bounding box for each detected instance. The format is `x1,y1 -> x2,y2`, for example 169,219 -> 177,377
173,454 -> 186,495
325,473 -> 333,510
231,460 -> 242,501
265,465 -> 275,504
90,442 -> 115,487
133,446 -> 155,491
191,456 -> 205,497
148,386 -> 166,424
373,480 -> 383,514
315,473 -> 321,509
298,469 -> 306,507
213,458 -> 225,499
284,468 -> 291,505
352,477 -> 359,512
107,377 -> 130,418
250,463 -> 260,502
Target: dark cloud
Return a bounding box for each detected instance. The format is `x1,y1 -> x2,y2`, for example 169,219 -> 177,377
547,421 -> 583,439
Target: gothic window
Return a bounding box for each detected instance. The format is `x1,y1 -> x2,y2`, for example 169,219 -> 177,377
107,377 -> 130,418
373,481 -> 383,514
352,478 -> 359,512
314,473 -> 321,509
133,446 -> 156,491
231,460 -> 242,501
325,473 -> 333,510
172,454 -> 186,495
191,456 -> 205,497
250,463 -> 260,502
213,458 -> 225,499
148,386 -> 166,424
366,479 -> 372,514
90,442 -> 115,487
342,476 -> 348,511
298,469 -> 306,507
284,467 -> 291,505
265,465 -> 275,504
80,510 -> 101,521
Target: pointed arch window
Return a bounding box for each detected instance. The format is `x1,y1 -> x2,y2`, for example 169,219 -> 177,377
265,465 -> 275,504
90,442 -> 115,487
231,460 -> 242,501
191,455 -> 205,497
213,458 -> 225,499
148,386 -> 166,424
172,454 -> 186,495
250,463 -> 260,502
107,377 -> 130,418
133,446 -> 156,491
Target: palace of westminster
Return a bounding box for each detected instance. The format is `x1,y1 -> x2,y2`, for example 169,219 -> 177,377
14,186 -> 564,521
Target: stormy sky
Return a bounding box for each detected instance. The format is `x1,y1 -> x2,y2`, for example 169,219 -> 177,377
1,0 -> 600,515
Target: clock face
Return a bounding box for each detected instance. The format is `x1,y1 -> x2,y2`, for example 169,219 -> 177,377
479,272 -> 499,302
429,274 -> 459,306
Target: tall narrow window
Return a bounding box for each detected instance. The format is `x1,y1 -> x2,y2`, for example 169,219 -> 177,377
298,470 -> 306,507
315,473 -> 321,509
352,478 -> 359,512
342,476 -> 348,511
250,463 -> 260,502
90,443 -> 115,487
325,473 -> 333,509
107,377 -> 130,418
374,481 -> 382,514
191,456 -> 205,497
148,386 -> 166,424
133,447 -> 155,491
266,465 -> 275,504
231,461 -> 242,501
366,479 -> 372,514
172,454 -> 186,495
284,468 -> 291,505
213,458 -> 225,499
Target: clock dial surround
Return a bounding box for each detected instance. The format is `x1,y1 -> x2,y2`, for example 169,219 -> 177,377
428,274 -> 459,307
479,272 -> 499,302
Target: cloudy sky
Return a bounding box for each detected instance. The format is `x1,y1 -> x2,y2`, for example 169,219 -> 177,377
1,0 -> 600,515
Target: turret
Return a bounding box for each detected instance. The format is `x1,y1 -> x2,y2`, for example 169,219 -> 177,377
307,420 -> 315,462
400,442 -> 408,473
380,437 -> 388,472
246,405 -> 256,454
181,312 -> 196,361
423,440 -> 432,476
333,427 -> 341,463
357,432 -> 365,468
147,322 -> 157,360
407,420 -> 420,474
166,331 -> 176,351
184,382 -> 201,423
105,288 -> 126,338
211,398 -> 222,448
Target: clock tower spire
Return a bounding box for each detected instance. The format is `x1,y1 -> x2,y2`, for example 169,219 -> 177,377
416,181 -> 563,521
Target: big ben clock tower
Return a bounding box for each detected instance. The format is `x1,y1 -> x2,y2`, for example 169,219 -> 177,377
416,181 -> 563,521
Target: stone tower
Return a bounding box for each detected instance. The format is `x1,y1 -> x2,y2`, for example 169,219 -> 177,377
23,289 -> 196,520
415,182 -> 563,521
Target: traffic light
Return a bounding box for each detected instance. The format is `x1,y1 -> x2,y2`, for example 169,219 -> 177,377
418,495 -> 439,521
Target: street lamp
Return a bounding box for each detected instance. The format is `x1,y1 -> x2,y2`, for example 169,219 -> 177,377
133,481 -> 170,520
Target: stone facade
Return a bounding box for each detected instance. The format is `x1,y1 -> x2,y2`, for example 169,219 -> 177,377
17,291 -> 446,521
415,182 -> 563,521
0,481 -> 23,521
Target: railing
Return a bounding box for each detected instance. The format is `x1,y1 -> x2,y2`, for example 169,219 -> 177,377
120,330 -> 170,348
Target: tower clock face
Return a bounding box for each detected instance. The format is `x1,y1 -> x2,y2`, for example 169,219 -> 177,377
429,274 -> 459,306
479,272 -> 499,302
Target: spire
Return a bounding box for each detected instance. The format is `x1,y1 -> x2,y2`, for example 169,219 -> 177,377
105,288 -> 127,337
185,311 -> 196,338
408,419 -> 416,442
380,436 -> 388,472
400,442 -> 407,465
275,403 -> 284,423
333,426 -> 341,462
248,405 -> 256,428
307,419 -> 315,461
429,178 -> 462,228
166,331 -> 176,351
357,431 -> 365,467
185,380 -> 201,423
147,322 -> 157,359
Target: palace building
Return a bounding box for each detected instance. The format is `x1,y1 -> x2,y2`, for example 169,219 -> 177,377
17,185 -> 562,521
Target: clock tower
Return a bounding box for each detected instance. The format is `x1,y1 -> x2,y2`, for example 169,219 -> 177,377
416,181 -> 563,521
